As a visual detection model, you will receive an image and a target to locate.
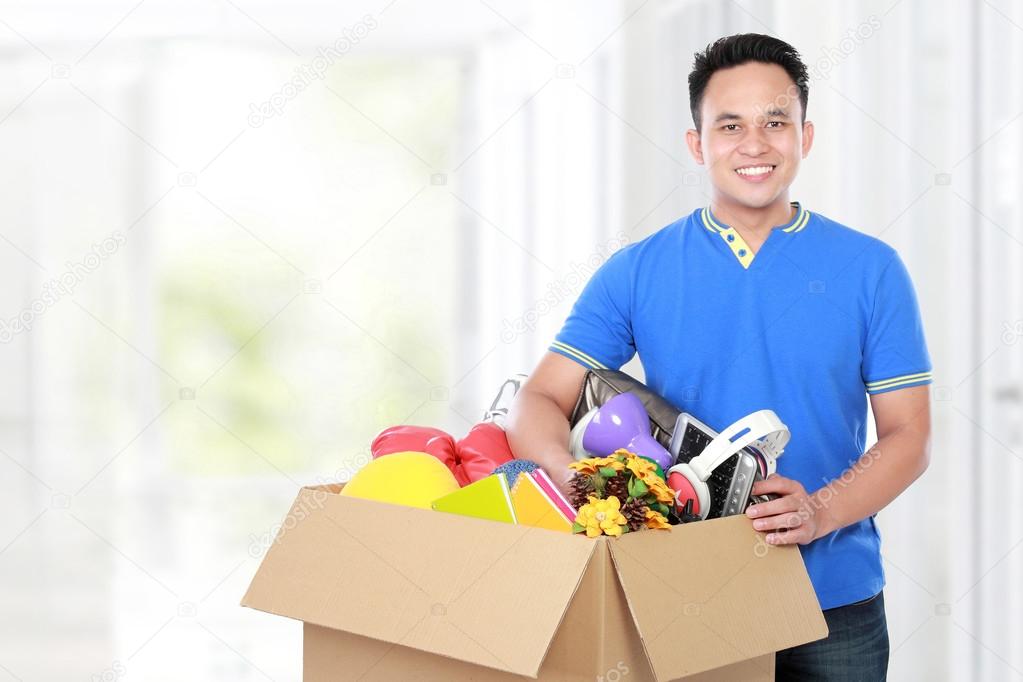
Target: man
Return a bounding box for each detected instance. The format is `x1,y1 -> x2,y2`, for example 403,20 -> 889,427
506,33 -> 932,680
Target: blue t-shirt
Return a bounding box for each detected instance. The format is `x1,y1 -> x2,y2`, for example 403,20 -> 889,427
550,203 -> 932,610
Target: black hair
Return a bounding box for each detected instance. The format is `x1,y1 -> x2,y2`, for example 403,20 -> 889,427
688,33 -> 809,132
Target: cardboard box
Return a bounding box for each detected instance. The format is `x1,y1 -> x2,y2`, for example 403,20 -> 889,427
242,484 -> 827,681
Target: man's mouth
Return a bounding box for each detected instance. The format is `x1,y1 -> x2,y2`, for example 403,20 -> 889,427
734,165 -> 776,182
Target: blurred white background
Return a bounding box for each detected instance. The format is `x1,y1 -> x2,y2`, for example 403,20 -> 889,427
1,0 -> 1021,680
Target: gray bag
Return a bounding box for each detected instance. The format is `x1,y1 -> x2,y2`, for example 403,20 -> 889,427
569,369 -> 680,452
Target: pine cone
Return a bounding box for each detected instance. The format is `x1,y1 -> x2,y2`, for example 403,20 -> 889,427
621,498 -> 649,532
604,474 -> 628,505
567,474 -> 596,511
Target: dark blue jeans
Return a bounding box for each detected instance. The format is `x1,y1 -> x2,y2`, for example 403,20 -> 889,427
775,590 -> 889,681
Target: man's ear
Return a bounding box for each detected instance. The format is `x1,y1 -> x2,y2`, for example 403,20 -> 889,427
801,120 -> 815,158
685,128 -> 704,165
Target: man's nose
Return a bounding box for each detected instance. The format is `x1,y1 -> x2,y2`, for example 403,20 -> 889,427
737,127 -> 770,156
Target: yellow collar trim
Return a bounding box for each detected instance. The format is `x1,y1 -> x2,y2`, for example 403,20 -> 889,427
782,204 -> 811,232
700,203 -> 810,270
703,202 -> 809,234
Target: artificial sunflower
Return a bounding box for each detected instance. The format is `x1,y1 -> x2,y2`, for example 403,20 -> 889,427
625,452 -> 658,478
568,448 -> 673,535
568,459 -> 600,476
595,456 -> 627,472
573,495 -> 629,538
644,508 -> 671,530
647,478 -> 677,505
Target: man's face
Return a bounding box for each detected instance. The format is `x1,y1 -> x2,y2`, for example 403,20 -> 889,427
686,61 -> 813,210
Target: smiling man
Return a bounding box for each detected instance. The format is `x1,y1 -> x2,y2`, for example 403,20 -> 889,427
506,33 -> 932,680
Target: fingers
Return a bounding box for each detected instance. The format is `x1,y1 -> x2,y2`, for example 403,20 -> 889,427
745,474 -> 816,545
750,473 -> 799,496
763,525 -> 814,546
746,494 -> 799,519
751,511 -> 805,533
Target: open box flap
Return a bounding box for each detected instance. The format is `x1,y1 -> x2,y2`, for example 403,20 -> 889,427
242,485 -> 596,678
608,515 -> 828,681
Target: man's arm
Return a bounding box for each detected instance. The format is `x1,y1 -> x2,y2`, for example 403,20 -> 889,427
505,352 -> 589,493
747,384 -> 932,545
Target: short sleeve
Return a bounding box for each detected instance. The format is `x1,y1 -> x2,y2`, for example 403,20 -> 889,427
862,253 -> 933,394
549,249 -> 636,370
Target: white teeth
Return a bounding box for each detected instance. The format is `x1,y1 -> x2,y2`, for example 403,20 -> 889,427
736,166 -> 774,176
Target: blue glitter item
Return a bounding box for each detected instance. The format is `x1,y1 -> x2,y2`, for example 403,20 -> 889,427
491,459 -> 540,485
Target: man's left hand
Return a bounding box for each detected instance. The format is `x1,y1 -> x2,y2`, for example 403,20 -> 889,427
745,474 -> 835,546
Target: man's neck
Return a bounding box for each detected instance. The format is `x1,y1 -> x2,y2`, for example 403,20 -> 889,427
710,196 -> 795,247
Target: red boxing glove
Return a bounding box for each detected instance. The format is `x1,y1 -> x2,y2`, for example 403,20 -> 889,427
371,423 -> 514,486
456,422 -> 514,484
371,425 -> 468,486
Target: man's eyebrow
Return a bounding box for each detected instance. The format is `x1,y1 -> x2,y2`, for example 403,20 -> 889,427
712,112 -> 743,123
762,107 -> 791,119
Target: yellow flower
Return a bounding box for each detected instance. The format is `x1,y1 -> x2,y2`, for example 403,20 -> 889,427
646,477 -> 676,504
595,456 -> 626,472
568,458 -> 600,475
654,487 -> 676,505
612,449 -> 643,464
638,469 -> 663,487
575,495 -> 628,538
626,455 -> 657,479
645,508 -> 671,530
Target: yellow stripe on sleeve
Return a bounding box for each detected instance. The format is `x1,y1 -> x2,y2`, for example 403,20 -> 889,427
865,371 -> 933,392
549,341 -> 608,370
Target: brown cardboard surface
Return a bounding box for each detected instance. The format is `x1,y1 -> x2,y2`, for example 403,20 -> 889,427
300,538 -> 775,682
679,655 -> 774,681
245,484 -> 827,681
527,535 -> 606,679
304,623 -> 522,681
300,543 -> 608,681
242,486 -> 595,677
608,515 -> 828,681
593,534 -> 775,682
593,537 -> 652,677
303,623 -> 774,682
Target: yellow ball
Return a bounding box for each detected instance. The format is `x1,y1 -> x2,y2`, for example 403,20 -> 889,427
340,451 -> 459,509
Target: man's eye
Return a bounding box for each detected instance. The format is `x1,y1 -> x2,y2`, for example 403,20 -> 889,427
722,124 -> 740,131
767,121 -> 786,128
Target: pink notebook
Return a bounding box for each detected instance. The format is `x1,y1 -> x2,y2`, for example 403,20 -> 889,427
529,469 -> 577,519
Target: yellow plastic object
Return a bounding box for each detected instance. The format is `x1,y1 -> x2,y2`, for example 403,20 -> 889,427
510,473 -> 572,533
431,474 -> 517,524
340,451 -> 460,509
